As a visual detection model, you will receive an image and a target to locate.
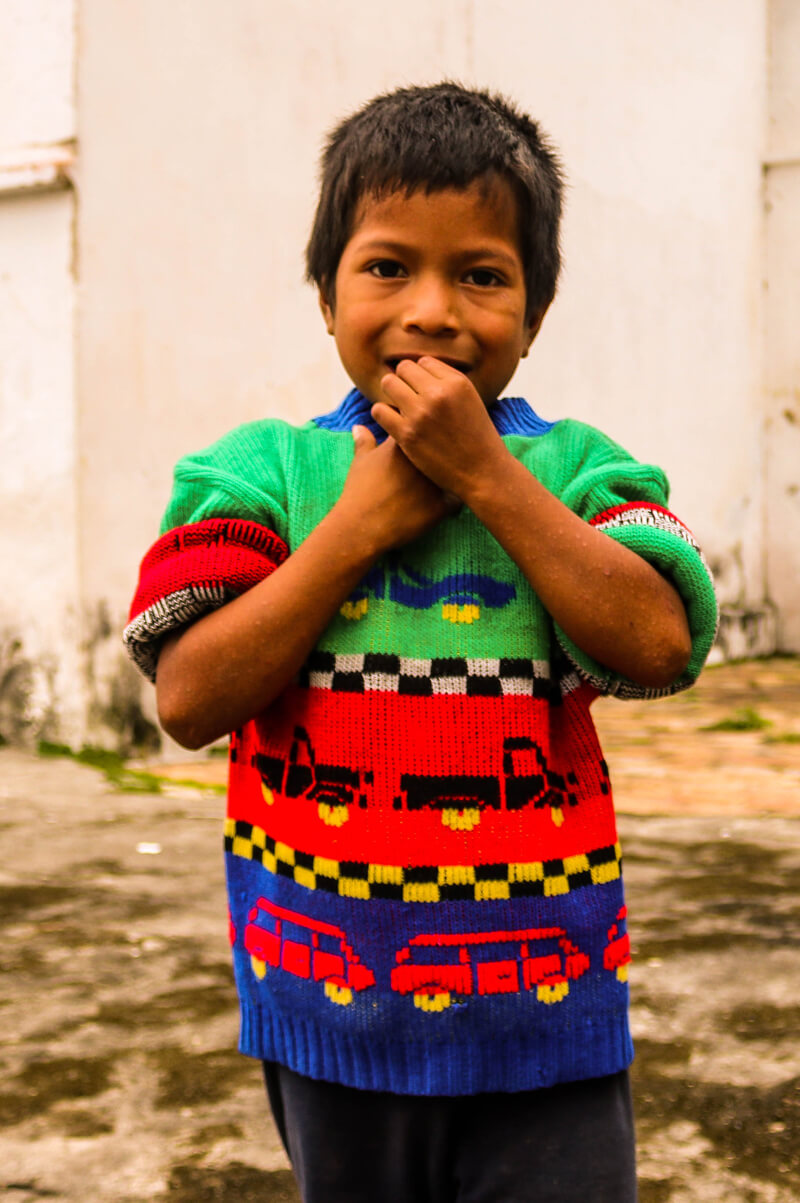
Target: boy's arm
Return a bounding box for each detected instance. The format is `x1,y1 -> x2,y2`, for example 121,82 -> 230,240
374,357 -> 695,690
462,455 -> 691,687
155,428 -> 453,749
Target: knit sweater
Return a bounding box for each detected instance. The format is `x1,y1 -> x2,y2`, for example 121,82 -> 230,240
125,389 -> 718,1096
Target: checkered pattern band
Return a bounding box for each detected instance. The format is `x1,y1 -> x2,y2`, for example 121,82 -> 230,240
298,652 -> 572,699
124,584 -> 228,680
561,501 -> 717,701
224,818 -> 622,902
124,518 -> 289,681
590,502 -> 705,558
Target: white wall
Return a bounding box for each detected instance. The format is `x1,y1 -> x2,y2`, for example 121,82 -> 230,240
75,0 -> 476,607
476,2 -> 767,616
764,0 -> 800,649
0,0 -> 81,743
0,0 -> 792,746
0,2 -> 74,148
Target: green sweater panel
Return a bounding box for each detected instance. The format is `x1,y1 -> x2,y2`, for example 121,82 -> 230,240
159,414 -> 717,690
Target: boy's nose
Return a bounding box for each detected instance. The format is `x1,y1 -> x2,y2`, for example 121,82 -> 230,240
400,276 -> 460,335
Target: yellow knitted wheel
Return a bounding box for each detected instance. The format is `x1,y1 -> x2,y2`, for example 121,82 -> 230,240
413,990 -> 451,1012
536,981 -> 569,1004
324,981 -> 354,1006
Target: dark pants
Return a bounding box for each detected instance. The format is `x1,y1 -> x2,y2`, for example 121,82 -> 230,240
263,1061 -> 637,1203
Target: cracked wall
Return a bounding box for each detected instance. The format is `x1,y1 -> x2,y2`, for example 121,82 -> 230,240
1,1 -> 797,750
764,0 -> 800,650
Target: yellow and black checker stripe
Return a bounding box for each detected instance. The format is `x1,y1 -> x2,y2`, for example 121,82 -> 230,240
224,818 -> 621,903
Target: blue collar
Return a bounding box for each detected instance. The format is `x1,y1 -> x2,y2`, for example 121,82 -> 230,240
312,389 -> 556,440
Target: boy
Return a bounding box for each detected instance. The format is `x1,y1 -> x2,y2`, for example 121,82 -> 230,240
125,83 -> 718,1201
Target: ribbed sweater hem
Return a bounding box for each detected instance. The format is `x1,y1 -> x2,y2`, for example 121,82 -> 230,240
238,1002 -> 633,1096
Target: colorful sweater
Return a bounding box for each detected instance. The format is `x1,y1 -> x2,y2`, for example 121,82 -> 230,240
125,389 -> 718,1096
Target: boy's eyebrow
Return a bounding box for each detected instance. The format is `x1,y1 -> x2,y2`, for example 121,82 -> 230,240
353,239 -> 413,256
460,246 -> 521,270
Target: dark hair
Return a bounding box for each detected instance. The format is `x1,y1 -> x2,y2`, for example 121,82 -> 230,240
305,82 -> 564,321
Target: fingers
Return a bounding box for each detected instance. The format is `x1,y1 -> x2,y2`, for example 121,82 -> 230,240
380,369 -> 414,410
394,355 -> 458,385
351,424 -> 377,453
382,356 -> 478,418
370,402 -> 403,441
381,357 -> 445,403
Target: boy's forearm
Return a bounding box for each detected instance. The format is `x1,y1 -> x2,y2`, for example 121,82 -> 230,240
372,362 -> 690,687
462,447 -> 692,688
156,429 -> 457,749
156,507 -> 382,749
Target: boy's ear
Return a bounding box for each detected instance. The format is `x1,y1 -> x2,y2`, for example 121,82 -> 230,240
318,288 -> 335,335
520,303 -> 550,359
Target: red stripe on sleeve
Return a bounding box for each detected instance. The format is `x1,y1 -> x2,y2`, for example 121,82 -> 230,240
129,518 -> 289,620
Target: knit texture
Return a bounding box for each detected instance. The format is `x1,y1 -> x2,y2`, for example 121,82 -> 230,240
125,390 -> 718,1095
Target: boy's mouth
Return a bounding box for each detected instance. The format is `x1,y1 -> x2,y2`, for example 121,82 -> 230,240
384,355 -> 472,375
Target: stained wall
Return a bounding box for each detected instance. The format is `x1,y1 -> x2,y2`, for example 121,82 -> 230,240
1,1 -> 794,748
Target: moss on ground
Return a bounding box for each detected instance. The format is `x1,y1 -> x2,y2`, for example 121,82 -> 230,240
38,741 -> 164,792
700,707 -> 772,732
36,740 -> 225,795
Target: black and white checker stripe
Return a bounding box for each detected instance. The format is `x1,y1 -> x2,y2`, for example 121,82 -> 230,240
123,584 -> 229,681
591,504 -> 716,592
591,504 -> 705,557
297,652 -> 558,698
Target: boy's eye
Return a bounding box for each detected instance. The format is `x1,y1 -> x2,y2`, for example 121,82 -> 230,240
368,260 -> 407,279
464,268 -> 503,287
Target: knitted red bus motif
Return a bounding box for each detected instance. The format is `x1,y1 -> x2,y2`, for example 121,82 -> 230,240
603,905 -> 631,983
391,927 -> 590,1012
243,899 -> 591,1014
244,899 -> 375,1006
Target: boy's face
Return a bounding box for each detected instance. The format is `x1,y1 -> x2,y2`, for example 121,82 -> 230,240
319,177 -> 545,409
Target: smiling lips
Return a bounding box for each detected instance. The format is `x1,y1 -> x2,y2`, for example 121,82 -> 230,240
384,355 -> 472,374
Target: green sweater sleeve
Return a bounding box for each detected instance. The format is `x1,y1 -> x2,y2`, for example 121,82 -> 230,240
547,421 -> 718,699
123,420 -> 294,682
159,419 -> 292,542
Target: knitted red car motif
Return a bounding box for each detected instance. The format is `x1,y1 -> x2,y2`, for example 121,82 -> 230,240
391,926 -> 590,1012
253,726 -> 373,827
603,905 -> 631,982
244,898 -> 376,1006
394,737 -> 579,831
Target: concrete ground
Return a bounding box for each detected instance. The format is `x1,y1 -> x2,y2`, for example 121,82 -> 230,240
1,658 -> 798,1202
